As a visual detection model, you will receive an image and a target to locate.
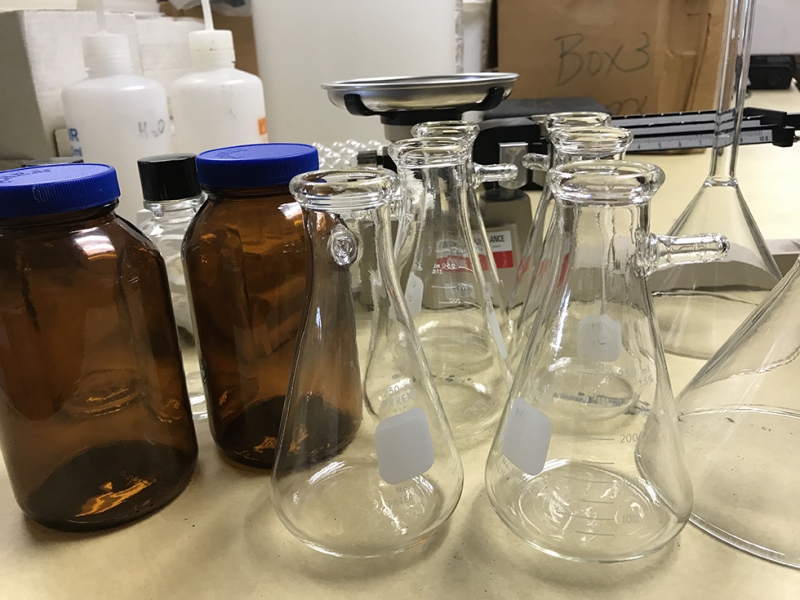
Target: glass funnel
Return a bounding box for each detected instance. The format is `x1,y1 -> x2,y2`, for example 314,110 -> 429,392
486,161 -> 728,563
410,120 -> 518,341
677,257 -> 800,568
649,0 -> 781,372
507,111 -> 611,327
507,126 -> 633,371
271,168 -> 463,558
389,138 -> 512,441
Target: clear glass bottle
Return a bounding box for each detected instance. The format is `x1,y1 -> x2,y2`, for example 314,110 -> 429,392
649,0 -> 781,381
410,120 -> 518,341
388,137 -> 512,441
138,154 -> 206,420
486,161 -> 728,562
508,111 -> 611,329
272,168 -> 463,558
183,143 -> 318,468
507,126 -> 633,372
677,257 -> 800,568
0,164 -> 197,531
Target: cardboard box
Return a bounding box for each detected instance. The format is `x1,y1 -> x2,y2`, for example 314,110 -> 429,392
498,0 -> 727,115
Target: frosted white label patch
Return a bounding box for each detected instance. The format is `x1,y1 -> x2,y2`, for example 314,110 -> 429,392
577,314 -> 622,362
375,407 -> 436,485
489,310 -> 507,359
502,398 -> 552,476
405,272 -> 423,317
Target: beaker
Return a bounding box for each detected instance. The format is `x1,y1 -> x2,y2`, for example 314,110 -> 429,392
486,160 -> 728,563
508,111 -> 611,328
271,168 -> 463,558
388,138 -> 512,440
409,120 -> 518,341
649,0 -> 781,373
507,126 -> 633,371
677,257 -> 800,568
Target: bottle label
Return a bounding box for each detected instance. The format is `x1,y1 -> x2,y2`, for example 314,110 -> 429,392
577,314 -> 623,362
502,397 -> 552,476
405,272 -> 424,317
258,116 -> 268,138
375,407 -> 436,485
489,310 -> 507,359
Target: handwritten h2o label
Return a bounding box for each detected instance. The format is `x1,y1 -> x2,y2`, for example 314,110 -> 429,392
555,32 -> 651,86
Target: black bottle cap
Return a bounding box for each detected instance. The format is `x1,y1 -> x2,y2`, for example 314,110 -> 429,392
138,154 -> 202,202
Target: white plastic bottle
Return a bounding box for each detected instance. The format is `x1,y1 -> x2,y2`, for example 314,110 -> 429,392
62,32 -> 173,223
171,29 -> 268,154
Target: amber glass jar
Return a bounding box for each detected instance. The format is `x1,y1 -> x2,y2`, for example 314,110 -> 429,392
0,164 -> 197,531
184,144 -> 317,468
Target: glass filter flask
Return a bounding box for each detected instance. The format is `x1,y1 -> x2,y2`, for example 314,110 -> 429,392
649,0 -> 781,369
388,138 -> 512,440
410,120 -> 518,341
677,257 -> 800,568
486,161 -> 728,562
508,111 -> 611,327
507,126 -> 633,371
271,168 -> 463,558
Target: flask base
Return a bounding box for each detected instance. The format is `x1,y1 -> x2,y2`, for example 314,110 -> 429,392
274,458 -> 454,558
489,460 -> 685,562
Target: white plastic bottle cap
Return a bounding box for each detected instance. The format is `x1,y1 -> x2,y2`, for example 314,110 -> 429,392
82,32 -> 134,76
188,30 -> 236,69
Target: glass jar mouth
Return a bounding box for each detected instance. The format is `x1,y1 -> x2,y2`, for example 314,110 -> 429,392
546,111 -> 611,132
548,160 -> 665,205
411,121 -> 479,143
388,137 -> 470,167
550,126 -> 633,157
289,168 -> 398,211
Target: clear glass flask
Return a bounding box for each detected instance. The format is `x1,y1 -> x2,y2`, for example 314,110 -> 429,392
271,168 -> 463,558
388,138 -> 512,440
507,126 -> 633,371
486,161 -> 728,563
677,257 -> 800,568
410,120 -> 518,341
508,111 -> 611,327
649,0 -> 781,372
138,154 -> 207,420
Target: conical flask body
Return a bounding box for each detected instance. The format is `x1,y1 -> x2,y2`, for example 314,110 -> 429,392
390,139 -> 512,441
677,258 -> 800,568
508,126 -> 633,372
486,161 -> 693,562
271,169 -> 463,558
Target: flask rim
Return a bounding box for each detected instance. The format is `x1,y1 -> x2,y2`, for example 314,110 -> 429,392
548,160 -> 665,205
546,111 -> 611,133
411,120 -> 479,144
289,168 -> 398,211
550,126 -> 633,157
388,137 -> 470,167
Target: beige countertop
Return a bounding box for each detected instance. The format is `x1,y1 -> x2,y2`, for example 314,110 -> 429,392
3,88 -> 800,599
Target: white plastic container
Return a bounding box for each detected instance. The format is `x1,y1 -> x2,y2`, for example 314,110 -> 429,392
170,29 -> 268,154
62,32 -> 172,222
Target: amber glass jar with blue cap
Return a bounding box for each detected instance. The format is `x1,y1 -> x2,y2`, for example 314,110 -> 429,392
184,143 -> 318,468
0,164 -> 198,531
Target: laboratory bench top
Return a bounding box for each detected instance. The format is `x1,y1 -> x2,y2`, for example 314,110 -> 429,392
3,88 -> 800,599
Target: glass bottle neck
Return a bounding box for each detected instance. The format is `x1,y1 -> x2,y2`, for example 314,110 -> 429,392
0,202 -> 118,230
144,196 -> 203,218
